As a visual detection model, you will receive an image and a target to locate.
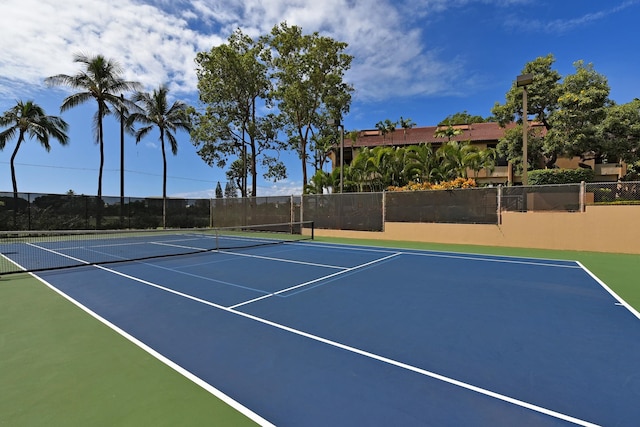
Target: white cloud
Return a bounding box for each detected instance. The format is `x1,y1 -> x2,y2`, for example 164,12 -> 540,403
0,0 -> 223,100
0,0 -> 473,104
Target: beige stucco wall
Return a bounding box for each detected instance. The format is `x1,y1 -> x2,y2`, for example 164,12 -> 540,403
313,205 -> 640,254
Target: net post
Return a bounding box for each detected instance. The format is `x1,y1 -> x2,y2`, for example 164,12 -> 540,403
311,221 -> 314,240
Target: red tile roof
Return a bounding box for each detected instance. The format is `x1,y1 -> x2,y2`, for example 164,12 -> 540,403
347,122 -> 544,148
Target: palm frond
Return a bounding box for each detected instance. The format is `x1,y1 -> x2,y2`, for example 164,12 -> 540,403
135,125 -> 154,143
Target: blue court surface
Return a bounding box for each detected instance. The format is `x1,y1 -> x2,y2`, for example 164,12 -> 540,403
12,239 -> 640,426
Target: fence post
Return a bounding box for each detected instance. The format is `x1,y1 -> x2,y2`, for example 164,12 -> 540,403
300,194 -> 304,223
580,181 -> 586,212
381,191 -> 386,231
290,195 -> 294,225
209,198 -> 213,228
497,185 -> 502,225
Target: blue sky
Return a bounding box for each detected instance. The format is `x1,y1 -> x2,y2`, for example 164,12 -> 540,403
1,0 -> 638,198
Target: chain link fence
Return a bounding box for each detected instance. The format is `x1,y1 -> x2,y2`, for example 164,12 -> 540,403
501,184 -> 582,212
302,193 -> 383,231
2,182 -> 638,232
586,181 -> 640,204
211,196 -> 300,227
386,187 -> 498,224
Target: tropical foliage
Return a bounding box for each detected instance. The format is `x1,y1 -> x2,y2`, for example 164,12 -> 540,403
265,22 -> 354,188
326,142 -> 495,193
491,54 -> 640,174
191,29 -> 281,197
128,85 -> 192,228
527,168 -> 595,185
45,54 -> 140,203
0,101 -> 69,199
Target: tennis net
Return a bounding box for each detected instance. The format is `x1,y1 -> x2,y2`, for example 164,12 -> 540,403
0,221 -> 314,275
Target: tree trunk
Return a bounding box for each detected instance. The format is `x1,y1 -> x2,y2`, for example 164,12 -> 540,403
97,114 -> 104,229
120,94 -> 125,228
10,133 -> 24,228
10,133 -> 23,199
161,130 -> 167,229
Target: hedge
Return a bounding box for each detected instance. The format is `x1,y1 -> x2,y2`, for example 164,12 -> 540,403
528,168 -> 594,185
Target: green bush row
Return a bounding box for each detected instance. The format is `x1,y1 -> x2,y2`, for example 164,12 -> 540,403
528,168 -> 595,185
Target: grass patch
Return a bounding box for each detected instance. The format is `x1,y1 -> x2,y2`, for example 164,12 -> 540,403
0,274 -> 258,427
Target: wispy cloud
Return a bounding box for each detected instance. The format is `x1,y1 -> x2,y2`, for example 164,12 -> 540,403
506,0 -> 639,34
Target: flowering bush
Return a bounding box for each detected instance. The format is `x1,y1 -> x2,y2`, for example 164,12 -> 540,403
387,177 -> 477,192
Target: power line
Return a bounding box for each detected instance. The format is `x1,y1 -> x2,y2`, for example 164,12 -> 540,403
0,161 -> 215,183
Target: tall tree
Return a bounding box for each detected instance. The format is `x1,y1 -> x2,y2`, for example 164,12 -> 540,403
45,54 -> 139,213
492,54 -> 563,168
128,85 -> 192,228
598,99 -> 640,164
266,22 -> 353,189
0,100 -> 68,203
215,181 -> 223,199
224,181 -> 238,198
439,111 -> 487,125
192,29 -> 283,197
546,60 -> 611,162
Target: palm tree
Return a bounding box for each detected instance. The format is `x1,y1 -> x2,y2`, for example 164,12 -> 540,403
403,144 -> 437,183
434,124 -> 463,142
437,140 -> 480,179
0,101 -> 68,208
375,121 -> 389,144
371,146 -> 406,189
45,53 -> 139,226
128,85 -> 192,228
399,116 -> 415,142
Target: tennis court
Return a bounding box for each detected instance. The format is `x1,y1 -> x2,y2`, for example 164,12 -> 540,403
2,225 -> 640,426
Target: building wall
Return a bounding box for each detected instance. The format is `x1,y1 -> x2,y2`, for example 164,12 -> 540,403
313,205 -> 640,254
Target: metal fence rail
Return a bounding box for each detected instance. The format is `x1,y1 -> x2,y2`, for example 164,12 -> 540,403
2,181 -> 638,232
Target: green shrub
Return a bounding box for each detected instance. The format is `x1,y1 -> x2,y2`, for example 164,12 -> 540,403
528,168 -> 595,185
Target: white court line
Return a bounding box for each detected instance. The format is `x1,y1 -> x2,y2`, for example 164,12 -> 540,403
576,261 -> 640,321
296,240 -> 580,267
217,249 -> 348,270
228,252 -> 402,309
401,251 -> 582,268
26,242 -> 92,266
78,262 -> 598,427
